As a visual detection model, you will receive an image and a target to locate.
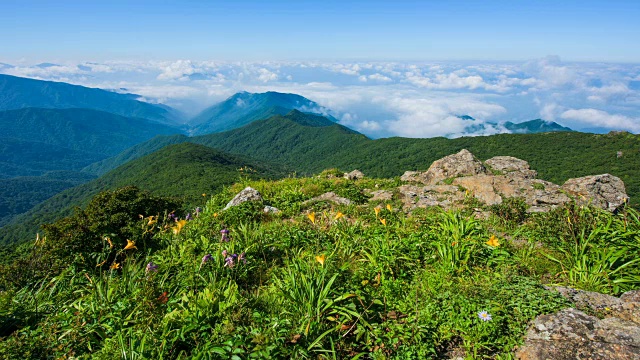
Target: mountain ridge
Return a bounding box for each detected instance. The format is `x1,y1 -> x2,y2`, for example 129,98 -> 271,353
0,74 -> 184,125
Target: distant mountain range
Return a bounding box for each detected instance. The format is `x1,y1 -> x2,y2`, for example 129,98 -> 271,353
188,91 -> 338,135
0,74 -> 184,125
458,115 -> 573,135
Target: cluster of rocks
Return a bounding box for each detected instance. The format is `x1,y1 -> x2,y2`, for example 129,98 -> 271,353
516,287 -> 640,359
398,149 -> 628,213
224,150 -> 629,215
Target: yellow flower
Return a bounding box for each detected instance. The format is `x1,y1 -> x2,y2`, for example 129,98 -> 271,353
486,235 -> 500,247
308,212 -> 316,224
123,239 -> 137,250
315,254 -> 326,266
386,204 -> 392,211
147,216 -> 156,226
334,212 -> 344,220
202,193 -> 207,197
110,262 -> 121,270
172,220 -> 187,235
104,236 -> 113,248
380,218 -> 387,226
213,213 -> 219,218
374,207 -> 381,217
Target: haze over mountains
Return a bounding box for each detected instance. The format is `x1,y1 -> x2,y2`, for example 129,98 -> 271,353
0,74 -> 637,246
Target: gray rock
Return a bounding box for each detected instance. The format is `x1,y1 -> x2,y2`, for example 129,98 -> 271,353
344,170 -> 365,180
515,308 -> 640,359
545,286 -> 640,325
485,156 -> 532,173
421,149 -> 488,185
562,174 -> 629,212
304,192 -> 352,205
368,190 -> 393,201
400,171 -> 421,182
263,205 -> 280,214
223,187 -> 263,210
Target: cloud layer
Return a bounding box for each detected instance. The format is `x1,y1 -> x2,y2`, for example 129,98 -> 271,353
1,57 -> 639,138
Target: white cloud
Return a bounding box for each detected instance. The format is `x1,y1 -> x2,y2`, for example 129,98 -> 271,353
2,59 -> 639,137
256,68 -> 278,82
561,108 -> 640,132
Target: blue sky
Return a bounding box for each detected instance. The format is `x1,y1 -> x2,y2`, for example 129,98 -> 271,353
1,0 -> 639,62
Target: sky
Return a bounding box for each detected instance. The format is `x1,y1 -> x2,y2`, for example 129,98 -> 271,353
0,1 -> 639,138
1,0 -> 639,62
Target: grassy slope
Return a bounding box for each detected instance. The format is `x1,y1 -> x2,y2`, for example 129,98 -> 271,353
0,143 -> 282,246
2,175 -> 638,358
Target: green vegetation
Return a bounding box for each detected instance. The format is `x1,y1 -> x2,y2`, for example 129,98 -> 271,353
2,174 -> 638,358
0,108 -> 183,178
0,143 -> 282,246
91,111 -> 640,207
0,171 -> 96,227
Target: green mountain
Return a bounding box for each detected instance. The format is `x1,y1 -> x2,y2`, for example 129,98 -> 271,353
0,108 -> 183,174
0,74 -> 183,125
504,119 -> 573,133
87,111 -> 640,205
189,91 -> 337,135
85,110 -> 356,176
0,171 -> 96,227
0,143 -> 281,246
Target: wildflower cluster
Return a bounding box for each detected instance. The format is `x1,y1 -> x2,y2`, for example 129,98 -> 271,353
222,250 -> 246,269
220,228 -> 230,242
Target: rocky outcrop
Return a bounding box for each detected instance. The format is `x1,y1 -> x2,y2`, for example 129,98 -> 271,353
546,286 -> 640,325
224,187 -> 263,210
562,174 -> 629,212
400,150 -> 628,213
515,308 -> 640,360
344,170 -> 365,180
516,287 -> 640,359
404,149 -> 488,186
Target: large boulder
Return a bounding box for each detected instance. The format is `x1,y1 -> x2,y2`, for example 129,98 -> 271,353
485,156 -> 538,179
516,287 -> 640,359
223,187 -> 263,210
515,308 -> 640,359
562,174 -> 629,212
404,149 -> 488,185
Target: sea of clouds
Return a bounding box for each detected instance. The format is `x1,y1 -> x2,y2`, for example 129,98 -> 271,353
1,56 -> 639,138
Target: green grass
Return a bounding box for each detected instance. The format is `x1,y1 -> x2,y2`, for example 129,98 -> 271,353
2,174 -> 638,358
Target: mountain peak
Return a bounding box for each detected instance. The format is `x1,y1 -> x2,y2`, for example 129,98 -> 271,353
189,91 -> 337,135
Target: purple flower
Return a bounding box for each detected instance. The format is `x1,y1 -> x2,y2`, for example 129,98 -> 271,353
146,262 -> 158,272
224,256 -> 235,268
201,254 -> 213,265
220,229 -> 229,235
195,207 -> 202,215
185,213 -> 192,221
167,213 -> 178,222
221,235 -> 230,242
222,250 -> 228,257
239,252 -> 246,264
